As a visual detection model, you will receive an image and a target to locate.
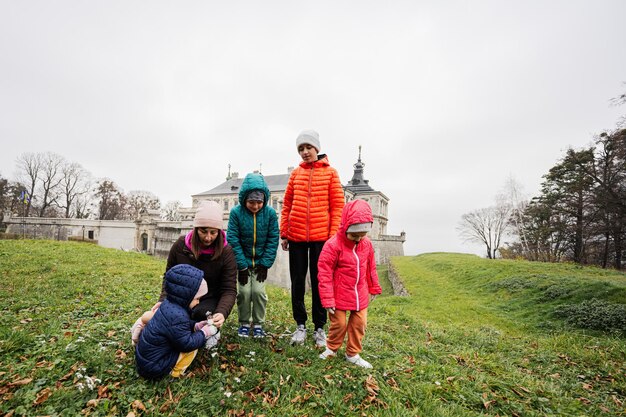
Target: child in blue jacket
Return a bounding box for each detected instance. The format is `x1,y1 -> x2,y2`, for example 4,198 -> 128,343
227,173 -> 279,338
135,264 -> 217,379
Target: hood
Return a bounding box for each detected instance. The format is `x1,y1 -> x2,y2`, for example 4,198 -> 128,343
238,173 -> 270,210
338,199 -> 374,241
164,264 -> 205,307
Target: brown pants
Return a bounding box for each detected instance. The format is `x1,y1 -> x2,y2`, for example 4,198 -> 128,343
326,308 -> 368,357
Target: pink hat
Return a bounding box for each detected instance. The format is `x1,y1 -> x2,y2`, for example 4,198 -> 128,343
195,279 -> 208,299
193,201 -> 223,229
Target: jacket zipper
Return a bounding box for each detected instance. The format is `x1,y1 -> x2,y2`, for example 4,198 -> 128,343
306,165 -> 314,241
252,212 -> 257,268
353,243 -> 360,311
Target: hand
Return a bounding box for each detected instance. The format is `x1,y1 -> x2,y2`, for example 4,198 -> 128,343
151,302 -> 161,313
211,313 -> 225,328
370,294 -> 378,302
281,239 -> 289,251
238,269 -> 249,286
194,320 -> 208,331
326,307 -> 336,315
255,265 -> 268,282
200,323 -> 218,338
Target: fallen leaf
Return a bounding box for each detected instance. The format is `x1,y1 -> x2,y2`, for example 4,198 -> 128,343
107,330 -> 116,337
582,383 -> 593,390
86,399 -> 99,407
97,385 -> 109,398
226,343 -> 240,352
33,387 -> 52,406
131,400 -> 146,411
9,378 -> 33,387
126,412 -> 136,417
577,397 -> 591,405
364,375 -> 380,397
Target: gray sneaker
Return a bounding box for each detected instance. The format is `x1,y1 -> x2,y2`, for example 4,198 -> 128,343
291,325 -> 306,345
313,328 -> 327,347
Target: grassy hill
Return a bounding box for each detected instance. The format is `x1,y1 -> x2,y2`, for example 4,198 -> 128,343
0,241 -> 624,416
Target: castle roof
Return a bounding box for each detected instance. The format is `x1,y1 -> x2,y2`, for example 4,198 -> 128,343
192,173 -> 290,197
344,145 -> 375,193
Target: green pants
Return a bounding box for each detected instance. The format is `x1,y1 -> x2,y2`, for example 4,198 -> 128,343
237,270 -> 268,325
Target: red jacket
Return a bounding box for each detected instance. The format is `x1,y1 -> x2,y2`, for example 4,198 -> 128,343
318,199 -> 382,311
280,155 -> 345,242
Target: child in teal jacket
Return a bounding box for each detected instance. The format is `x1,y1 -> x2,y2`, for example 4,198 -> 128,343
227,173 -> 279,337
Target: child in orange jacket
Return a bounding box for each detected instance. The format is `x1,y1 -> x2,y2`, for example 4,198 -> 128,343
280,130 -> 345,347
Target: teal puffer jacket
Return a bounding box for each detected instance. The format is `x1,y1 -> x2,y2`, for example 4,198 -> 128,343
227,173 -> 279,270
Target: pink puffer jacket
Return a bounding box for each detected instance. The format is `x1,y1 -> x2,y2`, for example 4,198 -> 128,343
317,199 -> 382,311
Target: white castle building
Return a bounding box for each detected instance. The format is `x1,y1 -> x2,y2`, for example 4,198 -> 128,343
4,149 -> 405,288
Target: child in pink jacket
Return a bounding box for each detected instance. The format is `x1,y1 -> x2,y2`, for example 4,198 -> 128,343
317,199 -> 382,368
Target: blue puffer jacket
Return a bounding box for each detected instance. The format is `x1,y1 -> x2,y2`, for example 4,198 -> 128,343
135,264 -> 207,379
227,173 -> 280,270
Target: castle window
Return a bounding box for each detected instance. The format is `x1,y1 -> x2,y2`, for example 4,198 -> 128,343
223,200 -> 229,211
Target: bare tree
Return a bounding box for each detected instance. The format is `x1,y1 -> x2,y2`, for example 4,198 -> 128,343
125,190 -> 161,219
37,152 -> 65,217
458,204 -> 511,259
497,176 -> 530,256
59,162 -> 92,218
15,152 -> 42,217
161,200 -> 182,221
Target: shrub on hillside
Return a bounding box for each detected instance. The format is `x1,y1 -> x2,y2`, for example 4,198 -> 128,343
554,298 -> 626,334
494,276 -> 536,292
540,284 -> 571,301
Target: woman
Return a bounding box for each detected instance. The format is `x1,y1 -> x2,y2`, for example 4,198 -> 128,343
153,201 -> 238,330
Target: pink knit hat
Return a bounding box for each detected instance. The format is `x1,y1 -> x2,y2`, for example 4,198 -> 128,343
195,279 -> 208,299
193,201 -> 223,229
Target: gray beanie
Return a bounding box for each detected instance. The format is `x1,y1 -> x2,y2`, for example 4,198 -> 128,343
347,222 -> 372,233
296,129 -> 321,152
246,190 -> 265,202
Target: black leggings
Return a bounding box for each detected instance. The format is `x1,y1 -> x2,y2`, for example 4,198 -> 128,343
288,241 -> 327,330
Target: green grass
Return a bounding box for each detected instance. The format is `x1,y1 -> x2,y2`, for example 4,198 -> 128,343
1,242 -> 625,416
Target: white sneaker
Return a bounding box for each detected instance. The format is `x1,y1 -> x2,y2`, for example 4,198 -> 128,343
205,330 -> 221,349
319,348 -> 336,359
313,328 -> 327,347
345,354 -> 372,369
291,325 -> 306,345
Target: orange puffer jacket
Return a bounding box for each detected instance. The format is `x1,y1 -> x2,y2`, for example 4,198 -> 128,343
280,155 -> 345,242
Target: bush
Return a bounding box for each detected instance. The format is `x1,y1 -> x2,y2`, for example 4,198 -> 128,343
540,284 -> 571,301
554,298 -> 626,333
494,276 -> 536,292
67,236 -> 97,244
0,232 -> 20,240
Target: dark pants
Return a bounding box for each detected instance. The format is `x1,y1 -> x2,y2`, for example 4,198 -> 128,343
191,297 -> 219,321
288,240 -> 327,330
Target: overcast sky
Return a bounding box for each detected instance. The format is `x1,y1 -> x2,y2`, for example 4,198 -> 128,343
1,1 -> 625,256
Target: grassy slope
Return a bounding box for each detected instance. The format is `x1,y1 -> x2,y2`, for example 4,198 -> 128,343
0,241 -> 625,417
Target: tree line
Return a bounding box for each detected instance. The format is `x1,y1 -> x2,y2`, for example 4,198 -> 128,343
0,152 -> 182,226
459,88 -> 626,270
